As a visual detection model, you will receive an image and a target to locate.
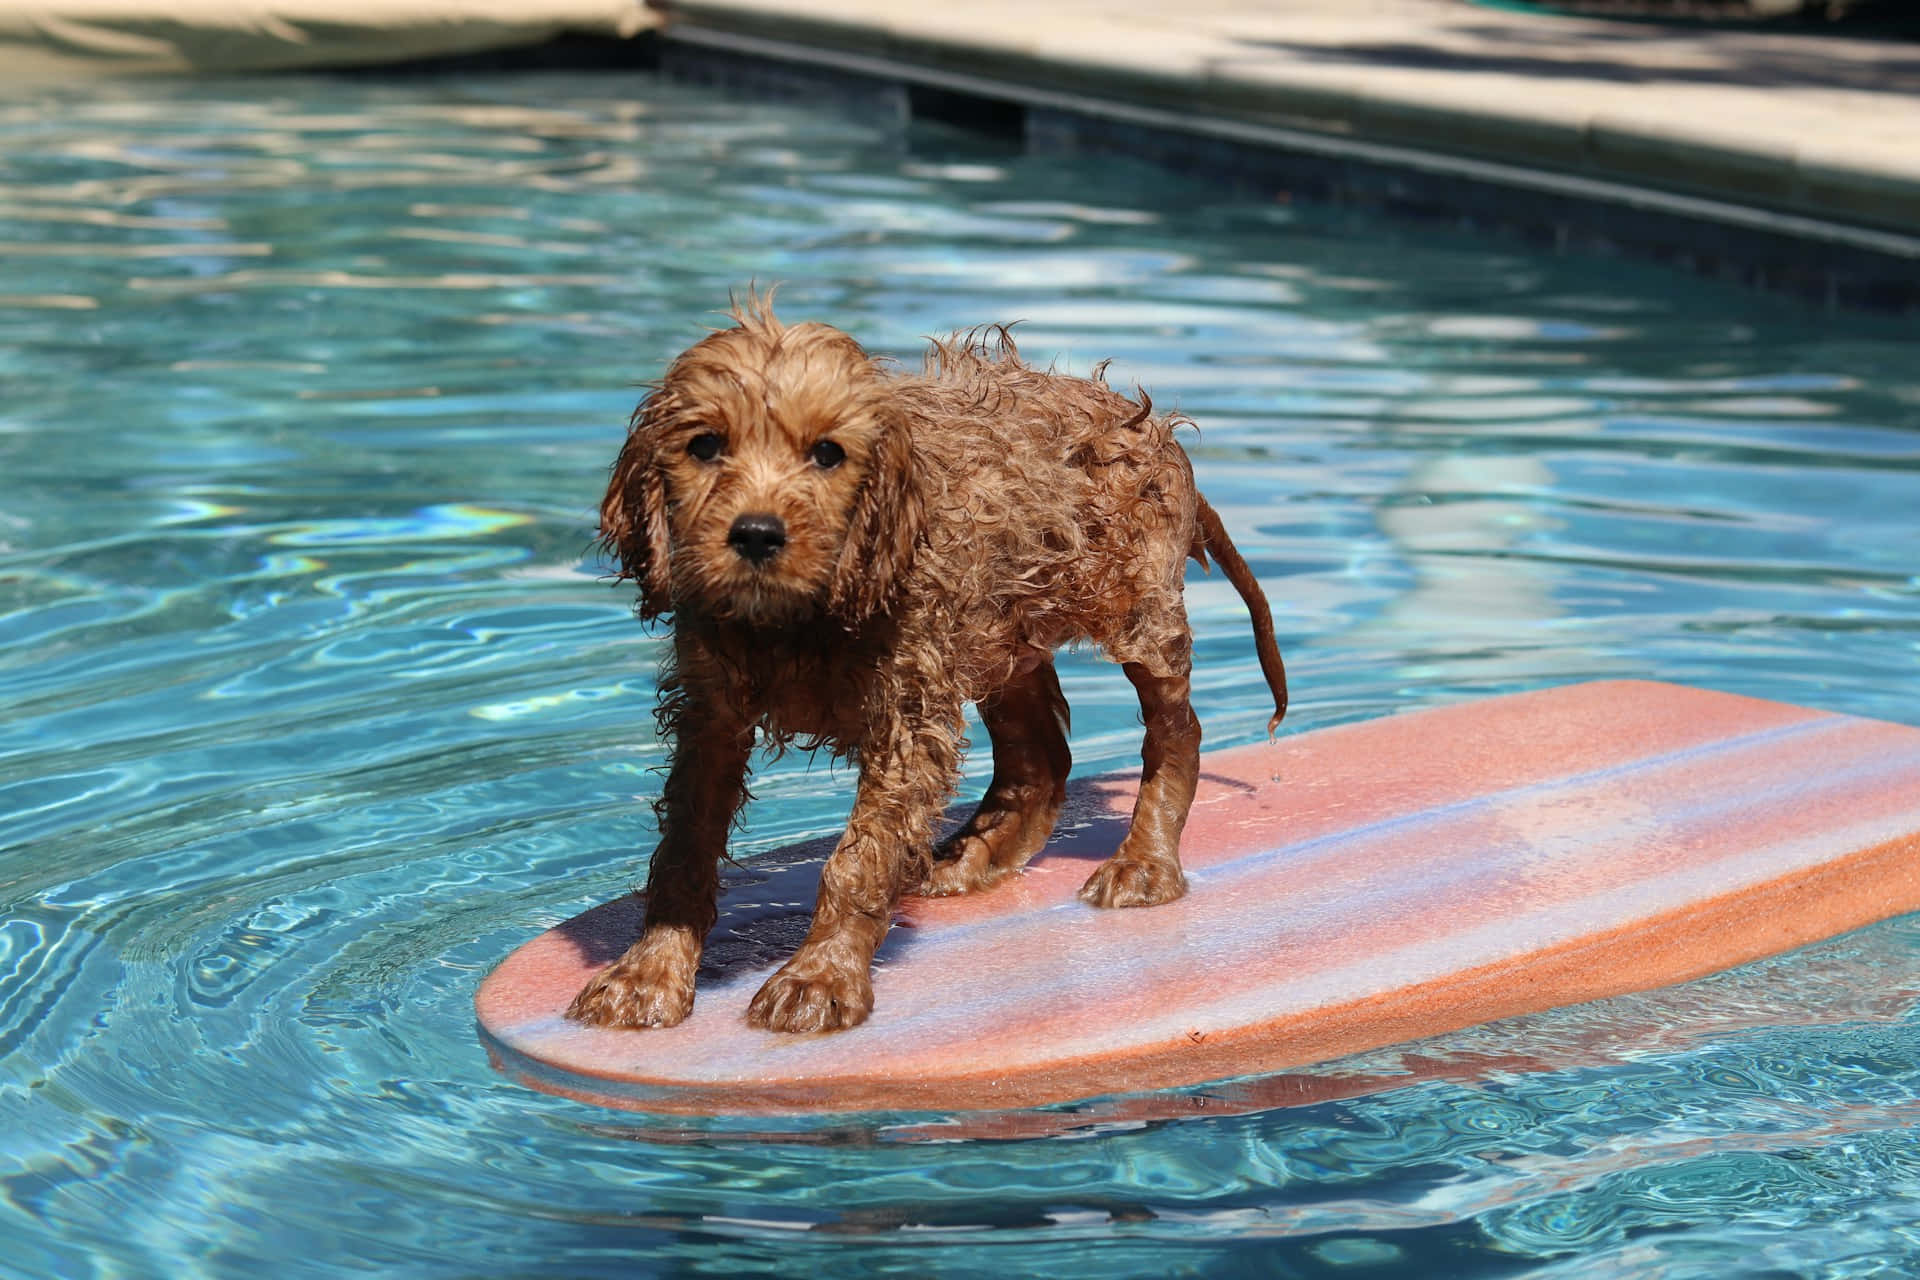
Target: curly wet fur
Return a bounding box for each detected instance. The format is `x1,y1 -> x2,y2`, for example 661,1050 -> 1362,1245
569,295 -> 1287,1034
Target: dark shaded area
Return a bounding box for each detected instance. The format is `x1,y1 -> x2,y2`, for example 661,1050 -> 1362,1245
547,836 -> 842,983
321,30 -> 661,78
908,82 -> 1027,140
1239,21 -> 1920,94
1508,0 -> 1919,33
550,892 -> 646,969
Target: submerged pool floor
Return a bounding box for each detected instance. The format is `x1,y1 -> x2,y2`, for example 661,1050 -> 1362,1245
3,71 -> 1920,1278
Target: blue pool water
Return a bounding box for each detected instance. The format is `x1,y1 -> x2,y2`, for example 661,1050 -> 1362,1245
4,69 -> 1920,1277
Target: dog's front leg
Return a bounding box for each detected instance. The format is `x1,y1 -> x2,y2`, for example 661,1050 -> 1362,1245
747,713 -> 960,1033
567,699 -> 754,1029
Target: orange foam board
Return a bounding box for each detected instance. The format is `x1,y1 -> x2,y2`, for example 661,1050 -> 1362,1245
476,680 -> 1920,1116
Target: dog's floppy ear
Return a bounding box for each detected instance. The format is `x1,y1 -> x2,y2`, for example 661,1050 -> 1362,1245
600,397 -> 675,621
829,410 -> 924,628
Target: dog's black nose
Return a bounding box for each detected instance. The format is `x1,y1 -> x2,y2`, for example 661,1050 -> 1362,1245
727,513 -> 787,565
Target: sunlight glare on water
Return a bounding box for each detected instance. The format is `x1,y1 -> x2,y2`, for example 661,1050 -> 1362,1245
3,70 -> 1920,1278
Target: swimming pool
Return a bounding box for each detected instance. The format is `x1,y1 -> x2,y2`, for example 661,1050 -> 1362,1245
3,68 -> 1919,1276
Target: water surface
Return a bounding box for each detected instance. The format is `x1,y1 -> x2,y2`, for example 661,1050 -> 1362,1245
3,70 -> 1920,1278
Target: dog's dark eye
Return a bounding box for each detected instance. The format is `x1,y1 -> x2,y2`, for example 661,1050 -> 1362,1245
686,432 -> 724,462
809,439 -> 846,470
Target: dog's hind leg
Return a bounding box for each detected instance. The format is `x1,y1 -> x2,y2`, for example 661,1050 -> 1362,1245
1078,659 -> 1199,908
922,657 -> 1072,896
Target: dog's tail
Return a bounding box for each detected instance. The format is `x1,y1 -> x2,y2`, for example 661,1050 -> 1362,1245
1193,496 -> 1288,735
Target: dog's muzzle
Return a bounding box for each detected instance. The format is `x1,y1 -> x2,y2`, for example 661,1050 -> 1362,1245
727,513 -> 787,566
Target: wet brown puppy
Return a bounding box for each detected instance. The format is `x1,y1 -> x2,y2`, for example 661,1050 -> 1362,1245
568,296 -> 1288,1034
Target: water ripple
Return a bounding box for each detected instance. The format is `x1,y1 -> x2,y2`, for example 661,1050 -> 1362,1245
1,67 -> 1918,1280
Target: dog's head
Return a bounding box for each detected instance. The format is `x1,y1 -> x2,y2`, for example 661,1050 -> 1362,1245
602,298 -> 924,629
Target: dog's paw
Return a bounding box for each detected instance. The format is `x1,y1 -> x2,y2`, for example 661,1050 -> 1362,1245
746,958 -> 873,1033
565,954 -> 695,1029
917,844 -> 1001,897
1078,857 -> 1188,909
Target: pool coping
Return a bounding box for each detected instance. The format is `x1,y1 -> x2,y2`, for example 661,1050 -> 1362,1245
647,1 -> 1920,311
